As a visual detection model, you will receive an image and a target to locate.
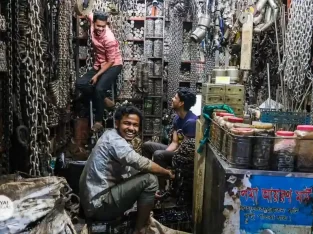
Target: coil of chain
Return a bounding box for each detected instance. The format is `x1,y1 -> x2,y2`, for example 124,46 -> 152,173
167,2 -> 184,105
278,0 -> 313,103
0,0 -> 14,175
51,0 -> 71,109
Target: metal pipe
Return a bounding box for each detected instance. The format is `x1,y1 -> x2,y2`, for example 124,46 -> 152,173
274,12 -> 285,110
267,63 -> 271,109
256,0 -> 268,12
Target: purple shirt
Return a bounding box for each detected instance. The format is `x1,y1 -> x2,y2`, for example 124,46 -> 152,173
173,111 -> 198,143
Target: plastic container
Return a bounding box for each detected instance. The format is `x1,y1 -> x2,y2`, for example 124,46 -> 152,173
295,125 -> 313,172
227,128 -> 254,168
222,117 -> 244,156
272,131 -> 296,172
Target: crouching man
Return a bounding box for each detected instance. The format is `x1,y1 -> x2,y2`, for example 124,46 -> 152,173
79,104 -> 174,234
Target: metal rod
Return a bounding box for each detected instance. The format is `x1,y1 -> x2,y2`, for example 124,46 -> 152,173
296,82 -> 312,112
274,12 -> 285,110
267,63 -> 271,109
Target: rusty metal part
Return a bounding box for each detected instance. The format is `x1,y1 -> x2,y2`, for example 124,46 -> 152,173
74,118 -> 89,147
74,0 -> 95,16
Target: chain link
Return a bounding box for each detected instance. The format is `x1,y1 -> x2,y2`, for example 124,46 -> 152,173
167,7 -> 184,105
0,0 -> 14,175
278,0 -> 313,103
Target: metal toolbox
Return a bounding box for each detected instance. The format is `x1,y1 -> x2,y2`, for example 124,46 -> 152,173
202,83 -> 226,95
203,95 -> 224,105
224,95 -> 245,105
225,84 -> 245,95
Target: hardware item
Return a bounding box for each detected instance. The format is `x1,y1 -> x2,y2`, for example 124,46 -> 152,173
154,18 -> 163,37
154,60 -> 162,76
145,39 -> 154,57
146,19 -> 155,37
74,0 -> 94,17
153,39 -> 163,58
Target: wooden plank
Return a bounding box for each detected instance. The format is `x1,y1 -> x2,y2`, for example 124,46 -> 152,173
193,119 -> 206,233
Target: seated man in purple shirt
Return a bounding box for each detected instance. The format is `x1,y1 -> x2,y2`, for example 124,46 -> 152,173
142,87 -> 197,190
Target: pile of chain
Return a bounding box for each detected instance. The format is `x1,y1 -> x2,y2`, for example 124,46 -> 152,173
1,0 -> 74,176
246,26 -> 283,105
278,0 -> 313,103
49,0 -> 73,110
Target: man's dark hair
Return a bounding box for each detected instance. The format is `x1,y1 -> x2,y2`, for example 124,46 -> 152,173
93,11 -> 108,22
177,87 -> 197,111
114,104 -> 143,123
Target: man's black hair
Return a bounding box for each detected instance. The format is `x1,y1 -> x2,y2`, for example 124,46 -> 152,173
93,11 -> 108,22
114,104 -> 143,123
177,87 -> 197,111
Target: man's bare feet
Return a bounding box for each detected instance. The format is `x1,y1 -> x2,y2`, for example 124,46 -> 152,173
104,97 -> 115,108
91,122 -> 103,133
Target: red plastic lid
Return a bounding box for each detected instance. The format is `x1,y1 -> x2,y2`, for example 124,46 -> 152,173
276,131 -> 294,137
220,113 -> 234,117
296,125 -> 313,131
228,117 -> 244,123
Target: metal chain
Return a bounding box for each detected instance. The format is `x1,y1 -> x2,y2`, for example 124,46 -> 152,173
28,0 -> 41,176
14,0 -> 22,123
278,0 -> 313,103
34,0 -> 53,176
167,7 -> 184,105
0,0 -> 14,175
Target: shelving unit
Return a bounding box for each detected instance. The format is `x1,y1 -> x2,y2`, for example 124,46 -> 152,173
142,0 -> 165,142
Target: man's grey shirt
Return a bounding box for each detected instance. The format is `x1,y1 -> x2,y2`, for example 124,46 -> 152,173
79,129 -> 152,216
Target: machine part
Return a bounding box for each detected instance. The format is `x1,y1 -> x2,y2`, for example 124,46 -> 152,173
254,0 -> 279,33
240,12 -> 253,70
190,14 -> 211,43
74,0 -> 95,17
256,0 -> 268,12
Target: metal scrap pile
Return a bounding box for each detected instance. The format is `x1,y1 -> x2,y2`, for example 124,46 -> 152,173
0,175 -> 79,234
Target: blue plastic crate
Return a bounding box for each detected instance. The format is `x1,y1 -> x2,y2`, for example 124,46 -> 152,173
260,109 -> 311,125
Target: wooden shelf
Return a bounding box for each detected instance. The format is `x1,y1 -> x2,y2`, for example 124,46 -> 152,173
146,16 -> 164,19
128,17 -> 145,21
125,39 -> 144,42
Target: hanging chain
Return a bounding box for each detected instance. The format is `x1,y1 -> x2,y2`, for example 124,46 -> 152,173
278,0 -> 313,103
0,0 -> 14,175
167,9 -> 184,105
28,0 -> 41,176
14,0 -> 22,123
33,0 -> 53,176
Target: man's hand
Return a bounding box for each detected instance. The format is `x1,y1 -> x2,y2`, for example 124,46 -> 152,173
90,76 -> 98,85
167,170 -> 175,179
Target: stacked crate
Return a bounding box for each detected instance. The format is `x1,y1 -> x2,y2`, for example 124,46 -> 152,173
201,83 -> 245,117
